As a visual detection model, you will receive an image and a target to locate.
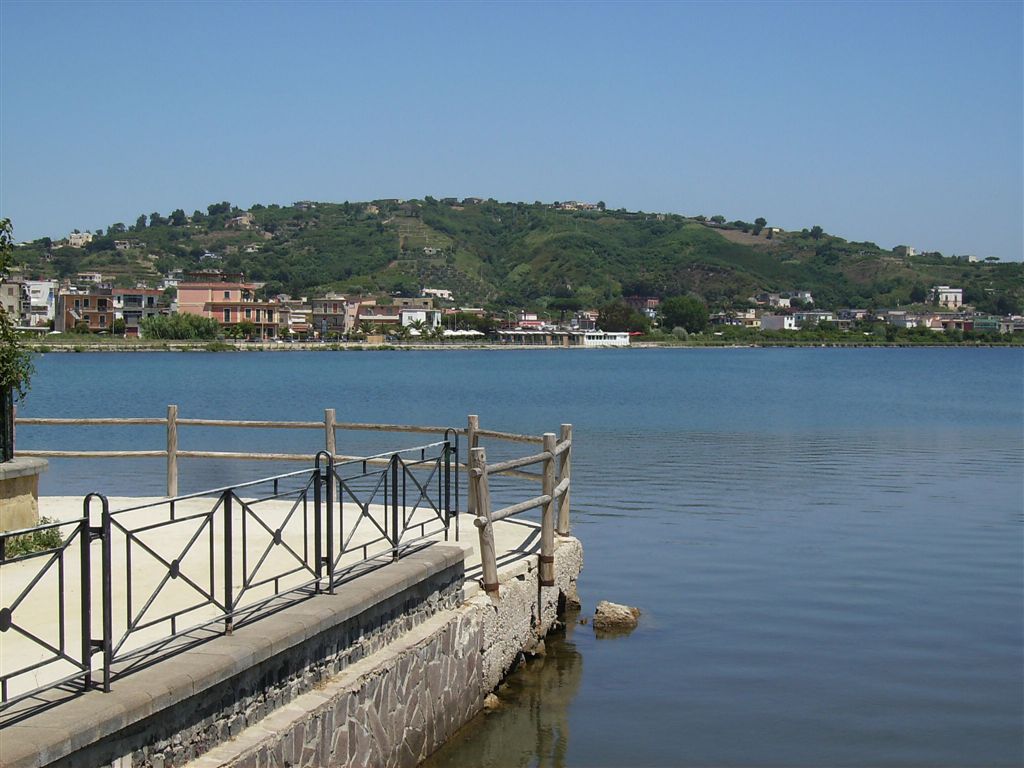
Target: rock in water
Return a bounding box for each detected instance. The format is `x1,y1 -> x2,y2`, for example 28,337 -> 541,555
483,693 -> 501,712
593,600 -> 640,632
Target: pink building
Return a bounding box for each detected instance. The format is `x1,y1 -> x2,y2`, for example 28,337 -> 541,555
178,278 -> 285,339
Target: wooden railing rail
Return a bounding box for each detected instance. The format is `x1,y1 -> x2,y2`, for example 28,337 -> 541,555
466,416 -> 573,597
15,407 -> 569,502
16,407 -> 574,588
17,406 -> 478,498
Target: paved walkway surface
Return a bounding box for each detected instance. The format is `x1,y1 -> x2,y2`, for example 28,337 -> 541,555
1,495 -> 542,705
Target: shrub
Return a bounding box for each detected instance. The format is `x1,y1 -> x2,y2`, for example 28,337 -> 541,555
4,517 -> 64,558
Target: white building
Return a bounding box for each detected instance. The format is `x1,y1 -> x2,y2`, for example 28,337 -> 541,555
761,315 -> 798,331
577,331 -> 630,347
24,279 -> 58,326
400,308 -> 441,330
422,288 -> 453,301
67,231 -> 93,248
792,310 -> 835,327
931,286 -> 963,309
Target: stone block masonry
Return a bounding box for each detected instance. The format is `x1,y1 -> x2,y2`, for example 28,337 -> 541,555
187,536 -> 583,768
2,537 -> 584,768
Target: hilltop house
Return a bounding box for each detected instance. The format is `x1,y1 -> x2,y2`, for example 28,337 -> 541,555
930,286 -> 963,309
422,288 -> 453,301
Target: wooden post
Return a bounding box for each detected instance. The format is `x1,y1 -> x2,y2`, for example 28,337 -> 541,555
324,408 -> 337,457
540,432 -> 556,587
471,446 -> 499,596
166,404 -> 178,497
557,423 -> 572,534
467,415 -> 479,516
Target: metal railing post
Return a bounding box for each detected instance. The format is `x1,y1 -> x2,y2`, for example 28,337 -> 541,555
540,433 -> 556,587
223,490 -> 233,635
470,447 -> 499,596
166,404 -> 178,497
314,458 -> 323,592
391,454 -> 400,560
444,438 -> 452,541
99,496 -> 112,692
557,423 -> 572,535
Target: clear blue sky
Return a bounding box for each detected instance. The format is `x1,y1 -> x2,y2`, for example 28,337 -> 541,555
2,0 -> 1021,259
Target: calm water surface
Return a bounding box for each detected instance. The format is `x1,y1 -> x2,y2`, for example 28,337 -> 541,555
19,348 -> 1024,767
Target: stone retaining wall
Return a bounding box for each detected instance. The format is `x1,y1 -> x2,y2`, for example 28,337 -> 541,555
3,537 -> 584,768
187,536 -> 583,768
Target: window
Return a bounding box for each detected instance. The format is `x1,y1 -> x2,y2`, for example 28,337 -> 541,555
244,308 -> 251,319
266,310 -> 273,322
223,291 -> 230,299
99,315 -> 106,327
223,309 -> 231,322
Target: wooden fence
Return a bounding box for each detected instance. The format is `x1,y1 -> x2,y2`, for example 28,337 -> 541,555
466,415 -> 573,596
15,408 -> 574,594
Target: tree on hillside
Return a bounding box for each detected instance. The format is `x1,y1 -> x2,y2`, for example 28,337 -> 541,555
170,209 -> 187,226
549,297 -> 582,322
597,300 -> 649,333
753,217 -> 767,236
810,225 -> 824,240
208,202 -> 232,216
150,212 -> 165,226
659,295 -> 709,333
134,215 -> 147,231
710,215 -> 726,224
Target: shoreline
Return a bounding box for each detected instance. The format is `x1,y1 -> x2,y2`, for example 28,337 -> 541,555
20,339 -> 1024,353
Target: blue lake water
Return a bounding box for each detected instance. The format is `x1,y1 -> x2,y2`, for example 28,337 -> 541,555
18,348 -> 1024,766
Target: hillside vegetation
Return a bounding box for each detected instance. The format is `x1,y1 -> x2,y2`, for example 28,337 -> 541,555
11,198 -> 1022,314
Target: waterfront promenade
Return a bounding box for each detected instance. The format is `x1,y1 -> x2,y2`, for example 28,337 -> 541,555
2,493 -> 582,768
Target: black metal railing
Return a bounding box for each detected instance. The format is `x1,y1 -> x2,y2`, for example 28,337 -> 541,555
329,440 -> 457,583
0,440 -> 456,714
0,516 -> 97,710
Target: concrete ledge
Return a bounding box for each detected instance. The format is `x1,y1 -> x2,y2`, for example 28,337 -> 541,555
0,457 -> 48,531
0,544 -> 465,768
0,457 -> 48,482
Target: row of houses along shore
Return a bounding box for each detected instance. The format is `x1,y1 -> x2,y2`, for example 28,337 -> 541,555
1,272 -> 1021,344
0,270 -> 632,346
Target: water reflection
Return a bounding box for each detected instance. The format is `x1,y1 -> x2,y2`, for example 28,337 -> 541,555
422,612 -> 584,768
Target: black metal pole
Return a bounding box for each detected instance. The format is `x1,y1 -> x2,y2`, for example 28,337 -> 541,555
391,455 -> 399,560
0,386 -> 13,463
223,490 -> 233,635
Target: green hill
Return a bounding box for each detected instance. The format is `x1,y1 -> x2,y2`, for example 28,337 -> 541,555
10,198 -> 1022,315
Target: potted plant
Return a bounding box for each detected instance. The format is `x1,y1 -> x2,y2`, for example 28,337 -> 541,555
0,219 -> 33,462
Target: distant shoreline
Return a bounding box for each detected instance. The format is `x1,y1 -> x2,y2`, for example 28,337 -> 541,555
22,340 -> 1023,353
